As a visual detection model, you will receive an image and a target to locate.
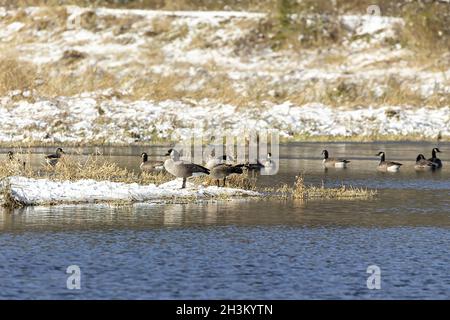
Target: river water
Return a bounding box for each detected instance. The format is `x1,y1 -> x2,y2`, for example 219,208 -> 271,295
0,142 -> 449,299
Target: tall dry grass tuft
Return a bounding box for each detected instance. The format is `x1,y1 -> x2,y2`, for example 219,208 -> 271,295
47,155 -> 136,183
0,57 -> 37,96
192,172 -> 257,190
0,152 -> 172,185
270,174 -> 376,200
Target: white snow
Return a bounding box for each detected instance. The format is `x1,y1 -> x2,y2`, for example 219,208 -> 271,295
0,96 -> 448,143
1,176 -> 260,206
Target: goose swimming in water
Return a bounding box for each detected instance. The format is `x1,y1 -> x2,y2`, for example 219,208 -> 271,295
140,152 -> 164,172
428,148 -> 442,168
321,150 -> 350,168
164,149 -> 210,189
376,151 -> 402,172
45,148 -> 65,166
414,154 -> 437,171
262,152 -> 276,170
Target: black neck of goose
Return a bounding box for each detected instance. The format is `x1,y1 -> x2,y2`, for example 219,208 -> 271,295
142,154 -> 148,162
416,155 -> 422,162
380,153 -> 385,163
432,149 -> 436,158
323,151 -> 328,159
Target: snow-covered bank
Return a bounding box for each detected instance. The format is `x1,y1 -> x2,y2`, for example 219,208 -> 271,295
0,96 -> 448,144
1,176 -> 260,206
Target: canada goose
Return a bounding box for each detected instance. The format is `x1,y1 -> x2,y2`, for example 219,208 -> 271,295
45,148 -> 65,166
7,151 -> 26,169
428,148 -> 442,168
210,163 -> 244,187
242,160 -> 263,178
140,152 -> 164,172
164,149 -> 210,188
321,150 -> 350,168
205,154 -> 230,170
376,151 -> 402,172
414,154 -> 437,171
263,152 -> 276,169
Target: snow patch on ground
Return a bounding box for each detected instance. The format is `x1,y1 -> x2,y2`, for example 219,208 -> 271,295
0,96 -> 448,143
1,176 -> 260,206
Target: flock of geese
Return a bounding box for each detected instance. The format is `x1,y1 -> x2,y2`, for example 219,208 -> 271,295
323,148 -> 442,172
5,147 -> 444,189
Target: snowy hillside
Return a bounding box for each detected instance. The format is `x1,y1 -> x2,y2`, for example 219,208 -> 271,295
0,6 -> 449,143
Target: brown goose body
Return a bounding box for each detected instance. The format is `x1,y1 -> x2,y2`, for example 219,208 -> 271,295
427,148 -> 442,169
140,153 -> 164,172
415,154 -> 437,171
45,148 -> 65,166
376,152 -> 402,172
322,150 -> 350,168
210,163 -> 244,187
164,149 -> 210,188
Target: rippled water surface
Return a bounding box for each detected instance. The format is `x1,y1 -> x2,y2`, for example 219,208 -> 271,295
1,142 -> 449,299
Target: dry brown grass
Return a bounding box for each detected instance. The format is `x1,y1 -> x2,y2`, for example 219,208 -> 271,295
40,66 -> 117,97
270,174 -> 377,200
0,55 -> 36,96
0,152 -> 172,185
192,171 -> 257,190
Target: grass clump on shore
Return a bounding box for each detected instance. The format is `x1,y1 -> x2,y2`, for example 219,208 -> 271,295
271,174 -> 376,200
0,152 -> 173,185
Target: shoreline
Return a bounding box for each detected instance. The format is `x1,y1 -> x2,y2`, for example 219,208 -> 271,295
0,136 -> 446,148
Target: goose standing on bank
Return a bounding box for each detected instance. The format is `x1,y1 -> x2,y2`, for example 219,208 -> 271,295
205,154 -> 231,170
164,149 -> 210,189
414,154 -> 437,171
140,152 -> 164,172
321,150 -> 350,168
376,151 -> 402,172
428,148 -> 442,168
244,158 -> 265,177
210,163 -> 244,187
45,148 -> 65,166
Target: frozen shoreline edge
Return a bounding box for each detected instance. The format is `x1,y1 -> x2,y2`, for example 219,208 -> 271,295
0,176 -> 261,207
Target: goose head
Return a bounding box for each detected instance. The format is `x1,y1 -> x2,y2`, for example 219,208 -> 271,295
7,151 -> 14,160
56,148 -> 65,155
165,149 -> 180,160
321,150 -> 329,159
416,154 -> 426,162
376,151 -> 386,162
431,148 -> 441,158
141,152 -> 148,162
267,152 -> 272,159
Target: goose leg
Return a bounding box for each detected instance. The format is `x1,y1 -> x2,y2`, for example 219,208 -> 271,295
182,177 -> 187,189
216,180 -> 220,187
223,177 -> 226,187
